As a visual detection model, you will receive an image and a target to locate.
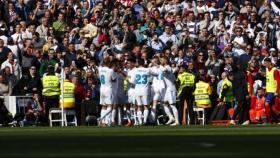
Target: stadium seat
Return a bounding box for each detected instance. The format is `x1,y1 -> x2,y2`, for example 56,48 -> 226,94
188,107 -> 205,125
49,108 -> 77,127
64,109 -> 78,126
49,108 -> 64,127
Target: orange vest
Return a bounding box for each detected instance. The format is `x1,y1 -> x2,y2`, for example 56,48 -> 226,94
255,97 -> 265,111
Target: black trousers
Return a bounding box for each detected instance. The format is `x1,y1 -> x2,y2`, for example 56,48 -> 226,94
178,86 -> 195,124
210,102 -> 232,120
43,95 -> 59,120
233,99 -> 250,124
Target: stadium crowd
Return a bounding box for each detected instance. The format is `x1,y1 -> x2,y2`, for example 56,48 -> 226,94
1,0 -> 280,126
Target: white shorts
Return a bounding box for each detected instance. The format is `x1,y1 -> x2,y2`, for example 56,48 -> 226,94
163,90 -> 177,105
128,95 -> 136,104
135,95 -> 149,106
100,88 -> 113,105
152,87 -> 165,101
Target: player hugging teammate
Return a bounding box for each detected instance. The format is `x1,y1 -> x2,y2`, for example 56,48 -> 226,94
98,56 -> 179,127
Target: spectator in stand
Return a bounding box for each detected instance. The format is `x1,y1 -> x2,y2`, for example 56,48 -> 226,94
20,66 -> 42,95
0,74 -> 12,96
1,52 -> 21,80
0,39 -> 11,64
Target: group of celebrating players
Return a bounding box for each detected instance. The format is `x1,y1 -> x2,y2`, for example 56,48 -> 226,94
98,56 -> 180,126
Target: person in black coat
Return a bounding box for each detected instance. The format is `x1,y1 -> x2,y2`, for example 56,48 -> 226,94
231,64 -> 250,124
16,66 -> 42,95
0,39 -> 11,64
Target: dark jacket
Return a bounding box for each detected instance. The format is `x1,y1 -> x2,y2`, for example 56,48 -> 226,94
0,46 -> 11,64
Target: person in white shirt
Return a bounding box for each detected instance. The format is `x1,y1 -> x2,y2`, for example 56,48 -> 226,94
1,52 -> 21,80
232,27 -> 247,56
196,0 -> 209,15
159,0 -> 177,14
160,56 -> 179,126
148,34 -> 164,53
159,25 -> 178,46
150,56 -> 166,122
132,58 -> 156,125
11,24 -> 24,50
98,57 -> 117,126
125,58 -> 136,126
36,17 -> 49,39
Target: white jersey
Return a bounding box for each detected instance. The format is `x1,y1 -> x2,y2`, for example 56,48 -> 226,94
127,68 -> 136,96
151,65 -> 166,91
98,66 -> 116,105
133,67 -> 153,96
98,66 -> 116,91
162,65 -> 176,91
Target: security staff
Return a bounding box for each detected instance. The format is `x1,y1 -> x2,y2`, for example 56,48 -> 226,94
194,74 -> 212,123
42,65 -> 60,119
177,65 -> 196,124
60,76 -> 75,109
217,72 -> 234,122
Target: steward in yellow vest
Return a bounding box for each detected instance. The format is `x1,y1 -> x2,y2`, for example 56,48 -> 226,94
177,71 -> 195,96
42,75 -> 60,97
42,65 -> 60,118
60,79 -> 75,109
176,65 -> 196,125
194,80 -> 212,108
219,76 -> 233,104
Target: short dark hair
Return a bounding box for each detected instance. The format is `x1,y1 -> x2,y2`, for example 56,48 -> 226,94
264,58 -> 271,63
136,58 -> 145,66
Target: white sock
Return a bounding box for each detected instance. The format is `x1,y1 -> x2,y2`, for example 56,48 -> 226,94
111,109 -> 117,123
137,111 -> 143,125
105,107 -> 112,124
164,105 -> 173,119
100,109 -> 106,123
151,104 -> 157,121
171,105 -> 179,123
143,109 -> 149,124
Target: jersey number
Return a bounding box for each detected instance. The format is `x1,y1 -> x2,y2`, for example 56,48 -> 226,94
158,73 -> 163,80
100,75 -> 105,85
136,74 -> 148,84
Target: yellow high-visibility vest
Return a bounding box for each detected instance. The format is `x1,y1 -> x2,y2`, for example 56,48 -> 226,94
194,81 -> 211,108
219,78 -> 233,102
266,67 -> 277,93
42,75 -> 60,96
60,80 -> 75,108
177,72 -> 195,96
124,79 -> 129,91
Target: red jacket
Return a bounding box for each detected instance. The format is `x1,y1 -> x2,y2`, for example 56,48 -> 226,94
75,83 -> 86,102
250,96 -> 265,111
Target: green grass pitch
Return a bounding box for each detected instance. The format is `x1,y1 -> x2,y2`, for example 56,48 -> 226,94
1,125 -> 280,158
